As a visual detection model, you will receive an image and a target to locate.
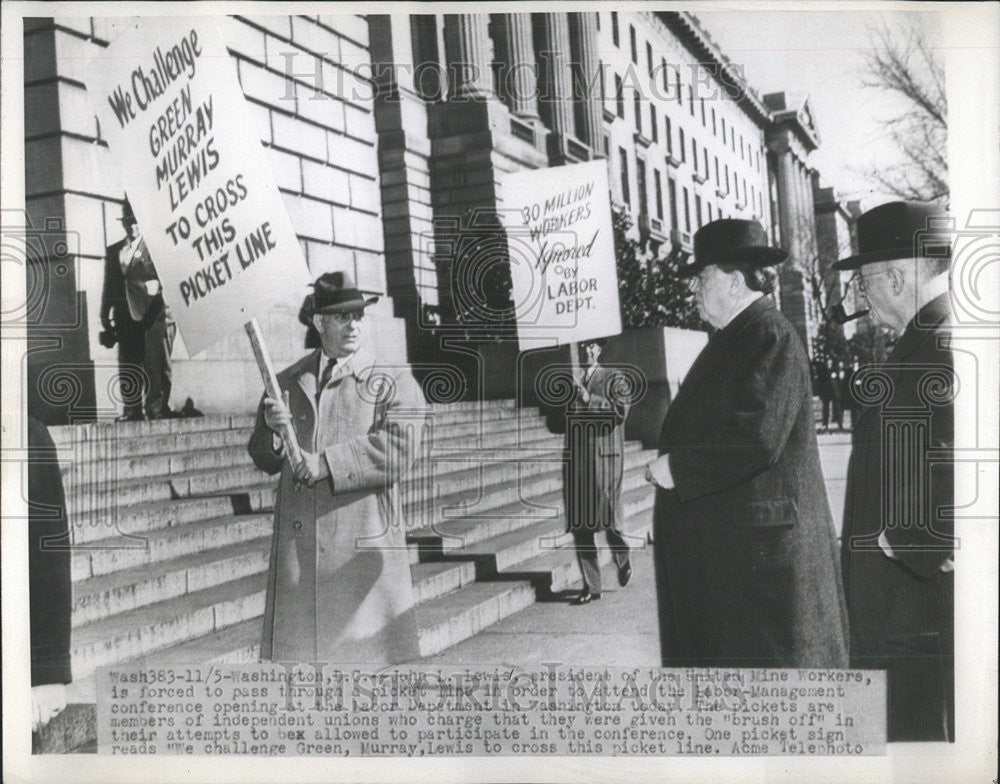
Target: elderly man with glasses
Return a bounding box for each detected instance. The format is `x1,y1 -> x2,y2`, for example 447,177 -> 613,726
834,201 -> 955,742
248,271 -> 428,667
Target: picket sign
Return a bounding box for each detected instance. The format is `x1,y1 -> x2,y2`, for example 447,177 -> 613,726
85,17 -> 307,461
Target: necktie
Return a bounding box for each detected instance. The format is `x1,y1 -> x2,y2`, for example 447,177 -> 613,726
317,358 -> 337,401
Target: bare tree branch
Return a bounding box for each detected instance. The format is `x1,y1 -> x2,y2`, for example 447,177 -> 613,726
855,16 -> 948,203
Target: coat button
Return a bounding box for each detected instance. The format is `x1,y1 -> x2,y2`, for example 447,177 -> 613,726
293,520 -> 302,530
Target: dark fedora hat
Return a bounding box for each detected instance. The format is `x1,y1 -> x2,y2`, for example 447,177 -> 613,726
299,271 -> 378,323
677,219 -> 788,278
118,199 -> 136,223
833,200 -> 951,271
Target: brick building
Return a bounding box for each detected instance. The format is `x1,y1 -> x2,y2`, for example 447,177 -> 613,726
24,11 -> 842,422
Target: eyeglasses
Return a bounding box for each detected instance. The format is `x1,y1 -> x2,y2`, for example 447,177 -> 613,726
849,269 -> 892,296
320,310 -> 366,325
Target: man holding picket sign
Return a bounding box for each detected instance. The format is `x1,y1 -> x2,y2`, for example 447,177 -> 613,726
248,272 -> 428,666
85,19 -> 429,665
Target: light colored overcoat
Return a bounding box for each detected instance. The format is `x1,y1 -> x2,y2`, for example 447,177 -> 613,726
249,347 -> 428,666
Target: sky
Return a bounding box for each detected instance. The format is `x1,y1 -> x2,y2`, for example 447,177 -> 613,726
693,9 -> 943,209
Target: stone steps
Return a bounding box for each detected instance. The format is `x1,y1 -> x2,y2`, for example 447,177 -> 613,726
59,401 -> 659,687
407,452 -> 655,561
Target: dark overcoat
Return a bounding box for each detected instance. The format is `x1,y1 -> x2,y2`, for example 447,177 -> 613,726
565,365 -> 629,534
653,297 -> 849,668
249,347 -> 428,666
840,293 -> 954,741
28,416 -> 73,686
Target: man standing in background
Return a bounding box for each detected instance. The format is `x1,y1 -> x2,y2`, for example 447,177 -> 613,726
835,201 -> 955,742
566,338 -> 633,605
100,199 -> 174,420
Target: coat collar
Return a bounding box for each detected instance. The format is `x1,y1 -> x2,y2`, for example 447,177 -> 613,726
670,297 -> 775,406
886,292 -> 952,364
287,346 -> 378,383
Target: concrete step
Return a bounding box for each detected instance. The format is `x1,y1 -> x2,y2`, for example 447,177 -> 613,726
58,428 -> 254,474
49,415 -> 255,447
72,512 -> 272,581
69,484 -> 274,546
498,486 -> 656,594
411,560 -> 477,604
415,580 -> 538,658
407,460 -> 655,562
71,573 -> 268,681
72,537 -> 271,627
403,445 -> 656,536
62,440 -> 255,485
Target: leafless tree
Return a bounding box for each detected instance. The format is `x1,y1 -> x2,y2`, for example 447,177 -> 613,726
860,16 -> 948,204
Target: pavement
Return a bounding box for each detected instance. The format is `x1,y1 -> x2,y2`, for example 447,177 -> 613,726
421,430 -> 855,668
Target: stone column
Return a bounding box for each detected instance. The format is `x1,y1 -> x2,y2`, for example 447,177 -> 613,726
570,11 -> 603,151
443,14 -> 493,99
536,12 -> 575,137
496,14 -> 539,119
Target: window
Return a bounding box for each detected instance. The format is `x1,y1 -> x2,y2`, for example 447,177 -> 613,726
707,202 -> 714,222
714,157 -> 720,186
661,58 -> 668,92
676,71 -> 682,105
615,74 -> 624,118
654,169 -> 664,220
743,177 -> 748,203
679,127 -> 686,161
731,127 -> 736,152
724,164 -> 729,190
636,157 -> 648,216
646,41 -> 653,74
712,108 -> 717,135
700,98 -> 706,126
721,117 -> 726,141
688,86 -> 694,115
611,12 -> 619,47
630,25 -> 637,64
695,194 -> 703,228
596,11 -> 600,30
691,137 -> 697,168
733,170 -> 739,198
665,116 -> 673,153
650,106 -> 658,142
634,92 -> 642,133
703,146 -> 709,177
740,135 -> 745,160
683,186 -> 691,232
619,147 -> 630,204
668,177 -> 678,230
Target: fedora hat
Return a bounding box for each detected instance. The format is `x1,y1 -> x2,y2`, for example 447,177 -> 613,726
833,200 -> 951,271
677,219 -> 788,278
118,199 -> 136,223
299,271 -> 379,324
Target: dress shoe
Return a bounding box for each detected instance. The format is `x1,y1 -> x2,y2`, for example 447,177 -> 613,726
618,561 -> 632,587
573,589 -> 601,605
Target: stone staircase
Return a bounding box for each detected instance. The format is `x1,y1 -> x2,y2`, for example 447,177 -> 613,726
50,400 -> 658,699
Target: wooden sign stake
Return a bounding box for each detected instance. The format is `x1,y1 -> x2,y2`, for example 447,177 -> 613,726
245,317 -> 303,466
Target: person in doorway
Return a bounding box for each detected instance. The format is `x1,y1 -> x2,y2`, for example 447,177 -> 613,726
565,338 -> 632,605
646,218 -> 848,668
834,201 -> 955,742
100,199 -> 174,420
248,271 -> 428,666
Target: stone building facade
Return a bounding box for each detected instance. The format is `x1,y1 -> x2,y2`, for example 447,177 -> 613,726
23,12 -> 841,422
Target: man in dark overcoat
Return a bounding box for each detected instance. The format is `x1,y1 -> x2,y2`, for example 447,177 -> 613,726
27,415 -> 72,734
100,199 -> 174,420
566,339 -> 632,604
834,201 -> 955,742
646,219 -> 849,668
